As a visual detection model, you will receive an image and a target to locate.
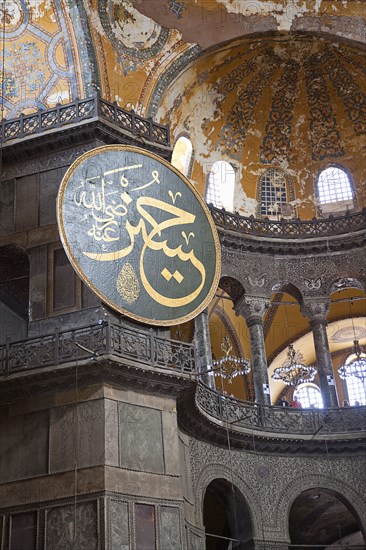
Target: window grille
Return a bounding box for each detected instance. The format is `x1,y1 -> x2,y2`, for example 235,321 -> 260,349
294,382 -> 324,409
205,161 -> 235,211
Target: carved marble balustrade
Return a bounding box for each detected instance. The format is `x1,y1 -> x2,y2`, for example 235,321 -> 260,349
195,382 -> 366,437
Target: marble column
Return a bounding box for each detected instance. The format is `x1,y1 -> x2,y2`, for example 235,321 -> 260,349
235,296 -> 271,405
194,308 -> 215,389
301,299 -> 338,408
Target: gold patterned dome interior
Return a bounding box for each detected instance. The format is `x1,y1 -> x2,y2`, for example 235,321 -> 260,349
157,35 -> 366,218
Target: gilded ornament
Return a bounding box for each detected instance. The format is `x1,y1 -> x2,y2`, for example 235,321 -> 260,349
116,263 -> 140,304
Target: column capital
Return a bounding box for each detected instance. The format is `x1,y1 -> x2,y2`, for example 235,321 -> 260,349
301,297 -> 331,325
234,295 -> 270,326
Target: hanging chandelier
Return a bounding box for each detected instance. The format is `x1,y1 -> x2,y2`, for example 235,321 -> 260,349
338,339 -> 366,383
272,344 -> 317,386
338,299 -> 366,384
210,336 -> 251,383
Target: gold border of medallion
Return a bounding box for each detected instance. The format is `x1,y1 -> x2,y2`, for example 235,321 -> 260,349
57,145 -> 221,326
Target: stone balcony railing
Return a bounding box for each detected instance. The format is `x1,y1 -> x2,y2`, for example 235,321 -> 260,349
208,204 -> 366,240
196,382 -> 366,436
0,321 -> 194,377
0,95 -> 170,147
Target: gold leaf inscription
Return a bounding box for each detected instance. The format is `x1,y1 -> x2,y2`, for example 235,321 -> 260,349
116,263 -> 140,303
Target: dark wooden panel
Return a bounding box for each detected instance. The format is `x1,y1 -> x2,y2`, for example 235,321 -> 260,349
135,504 -> 156,550
53,248 -> 75,310
39,167 -> 67,227
10,512 -> 37,550
15,174 -> 39,232
0,180 -> 15,235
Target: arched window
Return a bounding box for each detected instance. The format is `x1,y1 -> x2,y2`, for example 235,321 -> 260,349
205,161 -> 235,211
294,382 -> 323,409
316,166 -> 354,214
171,136 -> 193,177
257,168 -> 293,218
341,352 -> 366,406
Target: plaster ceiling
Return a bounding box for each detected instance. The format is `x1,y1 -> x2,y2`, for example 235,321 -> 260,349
131,0 -> 366,48
268,316 -> 366,401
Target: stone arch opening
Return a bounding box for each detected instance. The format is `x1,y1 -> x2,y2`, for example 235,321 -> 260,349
203,478 -> 254,549
289,488 -> 366,549
0,245 -> 29,344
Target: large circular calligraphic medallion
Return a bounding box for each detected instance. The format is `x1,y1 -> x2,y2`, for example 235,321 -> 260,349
57,145 -> 221,326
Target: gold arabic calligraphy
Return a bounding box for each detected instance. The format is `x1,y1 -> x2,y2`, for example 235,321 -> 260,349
72,164 -> 206,308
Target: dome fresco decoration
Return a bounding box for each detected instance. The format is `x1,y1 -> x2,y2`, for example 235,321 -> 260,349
97,0 -> 170,76
0,0 -> 86,117
157,37 -> 366,217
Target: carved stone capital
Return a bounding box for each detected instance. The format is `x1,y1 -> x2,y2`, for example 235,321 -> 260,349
301,298 -> 331,325
235,295 -> 270,325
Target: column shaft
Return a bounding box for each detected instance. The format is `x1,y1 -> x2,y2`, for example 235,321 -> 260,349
311,319 -> 338,408
194,308 -> 215,389
248,320 -> 271,405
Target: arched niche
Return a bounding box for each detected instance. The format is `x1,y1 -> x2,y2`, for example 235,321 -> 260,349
203,478 -> 254,550
208,290 -> 251,400
266,285 -> 306,405
289,488 -> 366,549
0,245 -> 29,344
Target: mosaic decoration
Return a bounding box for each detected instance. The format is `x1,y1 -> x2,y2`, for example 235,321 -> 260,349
98,0 -> 170,66
0,0 -> 84,117
219,50 -> 277,159
304,55 -> 344,161
167,0 -> 187,19
330,326 -> 366,344
147,44 -> 202,117
215,58 -> 256,97
323,51 -> 366,136
260,60 -> 300,164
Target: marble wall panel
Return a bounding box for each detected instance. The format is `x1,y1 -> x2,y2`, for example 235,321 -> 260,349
119,403 -> 164,474
15,174 -> 39,232
160,506 -> 181,550
162,410 -> 180,475
49,400 -> 104,473
0,179 -> 15,235
0,410 -> 48,483
105,399 -> 119,467
46,501 -> 98,550
109,500 -> 129,550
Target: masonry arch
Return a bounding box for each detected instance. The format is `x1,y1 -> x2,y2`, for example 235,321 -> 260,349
195,464 -> 262,542
276,474 -> 366,543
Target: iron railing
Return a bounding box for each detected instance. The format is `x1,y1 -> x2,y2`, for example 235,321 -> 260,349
0,321 -> 194,377
196,382 -> 366,436
208,204 -> 366,240
0,95 -> 170,146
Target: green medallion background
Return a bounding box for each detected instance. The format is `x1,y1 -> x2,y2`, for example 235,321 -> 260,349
57,145 -> 221,325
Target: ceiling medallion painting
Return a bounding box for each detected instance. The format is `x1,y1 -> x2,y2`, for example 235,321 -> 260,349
98,0 -> 170,66
330,325 -> 366,343
0,0 -> 83,117
0,0 -> 25,33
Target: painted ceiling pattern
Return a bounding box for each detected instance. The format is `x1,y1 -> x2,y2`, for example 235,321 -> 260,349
157,37 -> 366,217
0,0 -> 85,117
